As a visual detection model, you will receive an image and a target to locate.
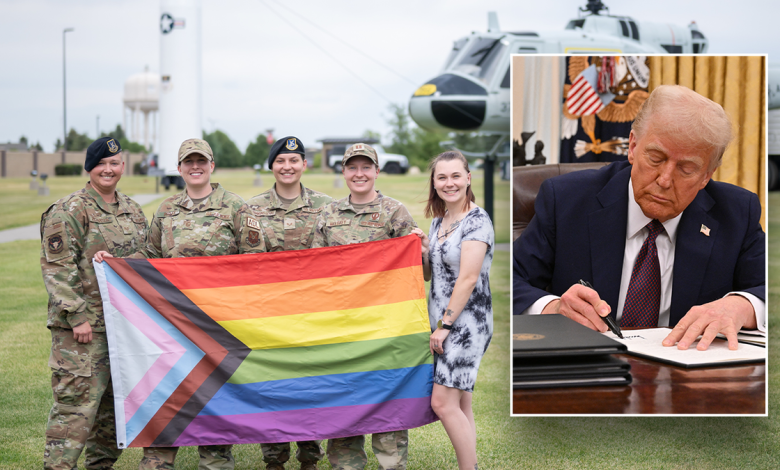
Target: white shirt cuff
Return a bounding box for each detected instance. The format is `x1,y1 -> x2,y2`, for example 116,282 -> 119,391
727,291 -> 766,335
524,295 -> 560,315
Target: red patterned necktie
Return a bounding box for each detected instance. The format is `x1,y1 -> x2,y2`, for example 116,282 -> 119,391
620,219 -> 665,328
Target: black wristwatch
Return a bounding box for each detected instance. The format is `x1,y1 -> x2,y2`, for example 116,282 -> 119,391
437,319 -> 453,330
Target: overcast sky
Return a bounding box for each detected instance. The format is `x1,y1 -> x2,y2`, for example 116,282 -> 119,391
1,0 -> 778,153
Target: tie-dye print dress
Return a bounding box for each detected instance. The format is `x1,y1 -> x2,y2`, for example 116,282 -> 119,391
427,206 -> 494,392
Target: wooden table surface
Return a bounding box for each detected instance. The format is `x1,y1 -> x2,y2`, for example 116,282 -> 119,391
512,354 -> 765,414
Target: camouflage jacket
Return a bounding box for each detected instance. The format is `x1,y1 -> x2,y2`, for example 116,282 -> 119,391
245,183 -> 333,251
40,183 -> 148,331
312,191 -> 417,247
139,183 -> 263,258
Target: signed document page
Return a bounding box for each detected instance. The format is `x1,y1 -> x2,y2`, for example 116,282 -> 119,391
603,329 -> 766,368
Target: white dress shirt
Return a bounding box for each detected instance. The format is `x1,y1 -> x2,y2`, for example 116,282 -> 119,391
524,178 -> 766,334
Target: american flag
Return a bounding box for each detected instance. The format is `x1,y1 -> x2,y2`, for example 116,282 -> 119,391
567,68 -> 605,116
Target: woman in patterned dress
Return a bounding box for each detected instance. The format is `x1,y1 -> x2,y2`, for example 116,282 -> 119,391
412,150 -> 494,470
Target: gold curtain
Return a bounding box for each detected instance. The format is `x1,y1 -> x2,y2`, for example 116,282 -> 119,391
648,56 -> 766,228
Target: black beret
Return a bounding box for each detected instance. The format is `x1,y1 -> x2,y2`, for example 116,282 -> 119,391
268,136 -> 305,169
85,137 -> 122,172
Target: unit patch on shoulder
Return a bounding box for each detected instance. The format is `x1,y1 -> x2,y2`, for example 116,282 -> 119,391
48,234 -> 64,254
247,229 -> 261,247
247,217 -> 261,230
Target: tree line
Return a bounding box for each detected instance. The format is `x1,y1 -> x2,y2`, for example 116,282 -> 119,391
42,105 -> 497,170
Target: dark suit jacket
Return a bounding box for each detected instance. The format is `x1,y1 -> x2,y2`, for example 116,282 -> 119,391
512,160 -> 765,327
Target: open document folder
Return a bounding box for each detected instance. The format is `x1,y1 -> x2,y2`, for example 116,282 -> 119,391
604,329 -> 766,368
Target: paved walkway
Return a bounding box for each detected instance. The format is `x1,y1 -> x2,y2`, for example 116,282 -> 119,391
0,194 -> 163,244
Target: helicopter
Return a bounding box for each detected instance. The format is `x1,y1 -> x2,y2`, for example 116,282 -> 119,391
407,0 -> 713,218
409,0 -> 708,136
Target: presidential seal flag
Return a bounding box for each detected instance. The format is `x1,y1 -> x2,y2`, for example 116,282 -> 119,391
94,235 -> 436,448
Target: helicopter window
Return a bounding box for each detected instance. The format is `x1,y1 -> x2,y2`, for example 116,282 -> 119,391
566,19 -> 585,30
662,45 -> 683,53
691,30 -> 705,39
443,37 -> 469,71
619,20 -> 629,37
693,44 -> 701,54
500,68 -> 510,89
453,37 -> 507,84
628,21 -> 640,40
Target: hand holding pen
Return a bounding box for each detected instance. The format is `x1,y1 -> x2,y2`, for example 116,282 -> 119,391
577,280 -> 623,338
540,280 -> 623,338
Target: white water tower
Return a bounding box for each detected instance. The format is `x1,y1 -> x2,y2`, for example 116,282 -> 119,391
123,66 -> 160,150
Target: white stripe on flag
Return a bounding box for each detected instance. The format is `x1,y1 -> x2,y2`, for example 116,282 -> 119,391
567,75 -> 604,116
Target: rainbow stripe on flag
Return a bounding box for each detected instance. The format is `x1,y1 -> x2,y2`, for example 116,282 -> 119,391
94,235 -> 436,448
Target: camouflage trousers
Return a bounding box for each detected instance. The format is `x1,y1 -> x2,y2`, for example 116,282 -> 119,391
44,329 -> 121,470
261,440 -> 323,465
139,445 -> 234,469
327,430 -> 408,470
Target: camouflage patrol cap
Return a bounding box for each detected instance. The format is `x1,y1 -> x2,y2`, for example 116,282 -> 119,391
178,138 -> 214,163
342,143 -> 379,166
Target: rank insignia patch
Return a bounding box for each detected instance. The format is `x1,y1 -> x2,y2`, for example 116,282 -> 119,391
286,138 -> 298,151
370,213 -> 380,221
48,235 -> 64,254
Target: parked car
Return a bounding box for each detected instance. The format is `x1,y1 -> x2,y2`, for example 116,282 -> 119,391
327,144 -> 409,174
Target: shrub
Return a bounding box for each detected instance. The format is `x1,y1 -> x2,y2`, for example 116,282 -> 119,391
54,164 -> 82,176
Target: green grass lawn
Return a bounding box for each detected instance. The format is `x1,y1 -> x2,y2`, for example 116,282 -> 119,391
0,170 -> 510,244
1,180 -> 777,469
0,171 -> 509,469
0,241 -> 509,469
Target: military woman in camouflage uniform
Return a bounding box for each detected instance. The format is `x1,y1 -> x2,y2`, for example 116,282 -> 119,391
41,137 -> 148,470
245,136 -> 331,470
312,143 -> 417,470
97,138 -> 263,469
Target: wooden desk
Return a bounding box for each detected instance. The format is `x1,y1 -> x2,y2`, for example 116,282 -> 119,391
512,354 -> 765,414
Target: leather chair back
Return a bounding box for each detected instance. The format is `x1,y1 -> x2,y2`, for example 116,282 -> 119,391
513,162 -> 610,241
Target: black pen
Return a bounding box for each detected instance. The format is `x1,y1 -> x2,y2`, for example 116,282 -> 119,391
578,279 -> 623,339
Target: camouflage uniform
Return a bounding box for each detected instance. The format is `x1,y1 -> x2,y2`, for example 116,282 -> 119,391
41,182 -> 148,470
312,191 -> 416,248
139,182 -> 264,259
137,183 -> 260,470
246,183 -> 332,252
245,183 -> 330,468
313,191 -> 416,470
